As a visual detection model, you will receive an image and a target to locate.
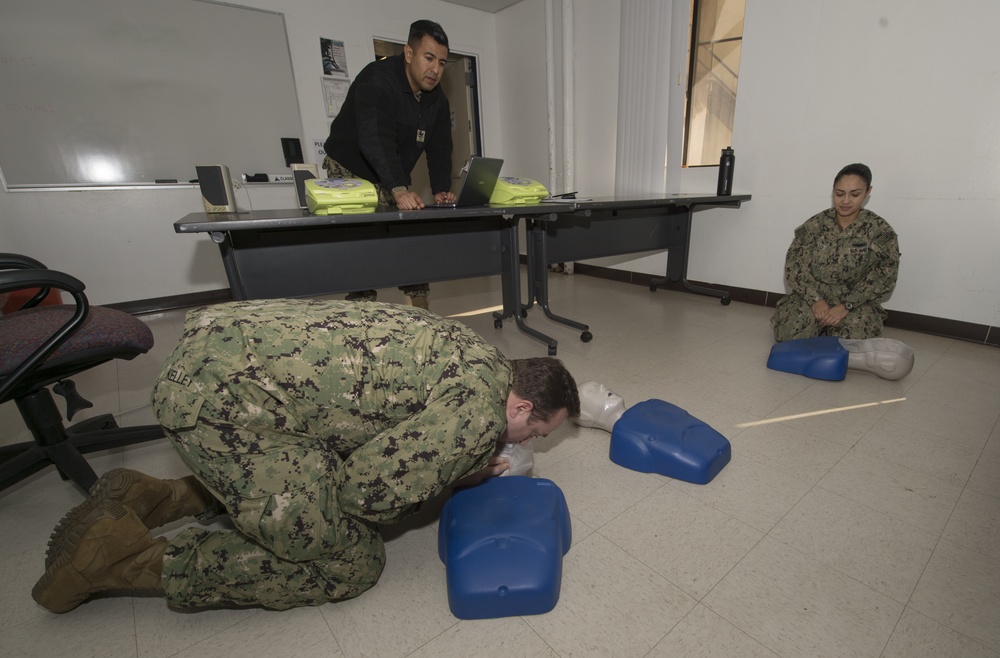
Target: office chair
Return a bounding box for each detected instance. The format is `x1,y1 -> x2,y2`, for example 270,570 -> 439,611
0,253 -> 165,493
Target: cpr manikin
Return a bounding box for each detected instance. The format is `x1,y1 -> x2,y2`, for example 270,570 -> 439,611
768,335 -> 915,381
498,439 -> 535,477
573,380 -> 732,483
840,337 -> 915,380
574,380 -> 627,432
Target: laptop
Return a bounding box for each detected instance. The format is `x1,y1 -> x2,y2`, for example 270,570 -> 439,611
426,156 -> 504,208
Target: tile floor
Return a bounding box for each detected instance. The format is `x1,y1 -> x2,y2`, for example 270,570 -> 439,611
1,272 -> 998,658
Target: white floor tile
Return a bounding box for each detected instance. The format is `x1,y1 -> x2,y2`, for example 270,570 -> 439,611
536,441 -> 667,530
524,533 -> 696,657
405,617 -> 559,658
855,418 -> 985,485
817,448 -> 963,535
2,274 -> 998,658
171,607 -> 341,658
599,484 -> 764,599
909,539 -> 1000,653
882,607 -> 1000,658
733,422 -> 851,485
942,487 -> 1000,561
668,452 -> 814,534
768,487 -> 937,603
702,537 -> 904,658
648,604 -> 779,657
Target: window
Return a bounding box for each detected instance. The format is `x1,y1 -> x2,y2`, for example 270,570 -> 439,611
683,0 -> 745,167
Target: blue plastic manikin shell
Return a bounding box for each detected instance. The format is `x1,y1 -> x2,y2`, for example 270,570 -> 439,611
766,336 -> 849,381
609,399 -> 731,484
437,476 -> 571,620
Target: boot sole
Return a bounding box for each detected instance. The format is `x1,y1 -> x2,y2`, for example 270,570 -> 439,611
44,468 -> 144,569
32,500 -> 131,613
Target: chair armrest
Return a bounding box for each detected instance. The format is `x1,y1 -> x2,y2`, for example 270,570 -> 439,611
0,269 -> 86,297
0,255 -> 80,311
0,269 -> 90,402
0,253 -> 48,270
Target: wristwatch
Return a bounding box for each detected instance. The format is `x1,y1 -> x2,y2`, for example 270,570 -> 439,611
843,301 -> 854,311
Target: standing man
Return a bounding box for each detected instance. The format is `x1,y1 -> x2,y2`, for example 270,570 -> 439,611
33,300 -> 579,613
324,20 -> 457,309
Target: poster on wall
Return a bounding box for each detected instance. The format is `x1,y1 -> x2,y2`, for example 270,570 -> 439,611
322,77 -> 350,118
320,38 -> 349,78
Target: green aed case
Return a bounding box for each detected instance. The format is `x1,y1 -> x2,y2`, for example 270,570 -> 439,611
489,176 -> 549,205
305,178 -> 378,215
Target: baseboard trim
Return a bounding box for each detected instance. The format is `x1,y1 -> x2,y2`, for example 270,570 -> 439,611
109,269 -> 999,349
569,262 -> 999,348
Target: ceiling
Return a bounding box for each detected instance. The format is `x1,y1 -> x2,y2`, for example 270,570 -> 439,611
439,0 -> 524,13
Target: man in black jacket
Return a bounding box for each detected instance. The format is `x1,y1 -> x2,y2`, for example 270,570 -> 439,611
323,19 -> 456,308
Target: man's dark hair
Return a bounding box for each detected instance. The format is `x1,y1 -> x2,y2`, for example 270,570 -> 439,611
835,163 -> 873,188
511,357 -> 580,421
409,20 -> 449,50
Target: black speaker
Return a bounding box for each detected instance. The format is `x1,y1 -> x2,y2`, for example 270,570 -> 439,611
281,137 -> 304,167
291,163 -> 318,209
195,164 -> 237,213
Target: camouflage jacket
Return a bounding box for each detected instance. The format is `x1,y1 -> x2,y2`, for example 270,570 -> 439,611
153,300 -> 512,514
783,208 -> 900,308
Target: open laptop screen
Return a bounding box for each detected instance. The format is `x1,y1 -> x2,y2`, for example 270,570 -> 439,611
425,156 -> 504,208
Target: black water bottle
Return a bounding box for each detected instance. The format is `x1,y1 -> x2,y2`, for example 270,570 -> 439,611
717,146 -> 735,196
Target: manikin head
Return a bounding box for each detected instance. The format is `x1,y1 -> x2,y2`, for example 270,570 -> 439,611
574,381 -> 626,432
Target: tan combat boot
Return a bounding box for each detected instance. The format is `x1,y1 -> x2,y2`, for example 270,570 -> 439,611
91,468 -> 215,528
33,500 -> 168,613
407,294 -> 430,310
45,468 -> 214,568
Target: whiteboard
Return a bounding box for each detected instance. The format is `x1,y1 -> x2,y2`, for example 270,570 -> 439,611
0,0 -> 303,188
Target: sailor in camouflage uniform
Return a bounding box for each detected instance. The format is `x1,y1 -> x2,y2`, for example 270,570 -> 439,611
771,164 -> 900,342
33,300 -> 579,613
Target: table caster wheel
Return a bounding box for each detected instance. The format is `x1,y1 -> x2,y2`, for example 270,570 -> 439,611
494,318 -> 503,329
581,331 -> 593,342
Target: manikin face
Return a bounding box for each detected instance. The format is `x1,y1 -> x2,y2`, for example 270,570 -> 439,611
832,174 -> 871,224
501,394 -> 569,444
404,36 -> 449,94
575,381 -> 626,431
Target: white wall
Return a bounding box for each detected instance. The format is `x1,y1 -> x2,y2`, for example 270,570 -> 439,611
5,0 -> 999,329
496,0 -> 1000,328
0,0 -> 499,305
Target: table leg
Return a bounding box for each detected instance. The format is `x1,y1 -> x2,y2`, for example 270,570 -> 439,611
493,218 -> 560,355
649,207 -> 731,305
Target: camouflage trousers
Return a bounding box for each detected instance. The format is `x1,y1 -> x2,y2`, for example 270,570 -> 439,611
322,156 -> 428,302
159,407 -> 386,610
771,293 -> 886,342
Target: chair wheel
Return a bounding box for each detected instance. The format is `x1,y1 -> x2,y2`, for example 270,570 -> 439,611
581,331 -> 593,342
494,318 -> 503,329
547,345 -> 557,356
649,283 -> 658,292
721,297 -> 731,306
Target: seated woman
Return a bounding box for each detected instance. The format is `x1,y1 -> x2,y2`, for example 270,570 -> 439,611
771,163 -> 900,342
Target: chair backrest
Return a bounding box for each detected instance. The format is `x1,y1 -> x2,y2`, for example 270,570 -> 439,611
0,255 -> 154,403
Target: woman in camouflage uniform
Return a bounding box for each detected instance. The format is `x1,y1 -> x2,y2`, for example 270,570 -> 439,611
33,300 -> 578,613
771,163 -> 900,342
